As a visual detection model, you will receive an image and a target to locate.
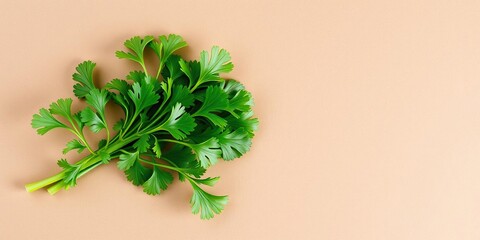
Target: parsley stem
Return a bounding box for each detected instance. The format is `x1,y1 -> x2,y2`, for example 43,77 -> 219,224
66,120 -> 95,154
158,138 -> 190,147
138,158 -> 180,172
138,158 -> 196,184
46,181 -> 65,195
155,61 -> 164,80
121,113 -> 139,138
26,136 -> 136,194
141,62 -> 148,75
142,160 -> 203,192
45,136 -> 137,194
121,108 -> 130,132
190,80 -> 203,92
47,160 -> 105,195
25,172 -> 65,192
105,126 -> 111,147
142,82 -> 171,132
161,157 -> 179,168
24,154 -> 96,192
142,112 -> 166,134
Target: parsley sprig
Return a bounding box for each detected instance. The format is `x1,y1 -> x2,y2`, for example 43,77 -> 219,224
25,34 -> 258,219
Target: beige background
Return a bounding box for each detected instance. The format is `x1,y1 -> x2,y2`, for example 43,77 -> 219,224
1,0 -> 480,239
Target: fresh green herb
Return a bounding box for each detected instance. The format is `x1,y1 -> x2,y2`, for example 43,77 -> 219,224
25,34 -> 258,220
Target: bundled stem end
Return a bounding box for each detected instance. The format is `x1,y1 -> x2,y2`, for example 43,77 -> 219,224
25,172 -> 64,192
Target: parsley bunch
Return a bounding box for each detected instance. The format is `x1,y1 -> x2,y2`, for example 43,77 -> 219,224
25,35 -> 258,219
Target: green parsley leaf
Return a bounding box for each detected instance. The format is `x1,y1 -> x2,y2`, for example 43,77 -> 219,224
111,93 -> 130,113
193,85 -> 229,127
217,128 -> 252,160
133,134 -> 150,153
57,159 -> 82,186
189,183 -> 228,220
128,81 -> 160,114
126,70 -> 146,83
116,36 -> 154,69
99,151 -> 111,164
72,112 -> 84,130
160,103 -> 196,140
125,161 -> 152,186
163,144 -> 206,180
98,139 -> 107,149
162,84 -> 194,114
72,61 -> 96,98
113,119 -> 124,131
49,98 -> 73,119
160,77 -> 173,99
159,34 -> 188,61
149,40 -> 163,60
105,78 -> 130,94
180,59 -> 201,87
226,110 -> 259,137
189,137 -> 221,168
226,90 -> 253,117
63,139 -> 86,154
31,108 -> 67,135
221,79 -> 245,95
197,46 -> 233,85
142,166 -> 174,195
117,151 -> 139,171
164,55 -> 185,80
189,126 -> 223,144
194,177 -> 220,187
85,89 -> 109,118
80,107 -> 106,133
152,136 -> 162,158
